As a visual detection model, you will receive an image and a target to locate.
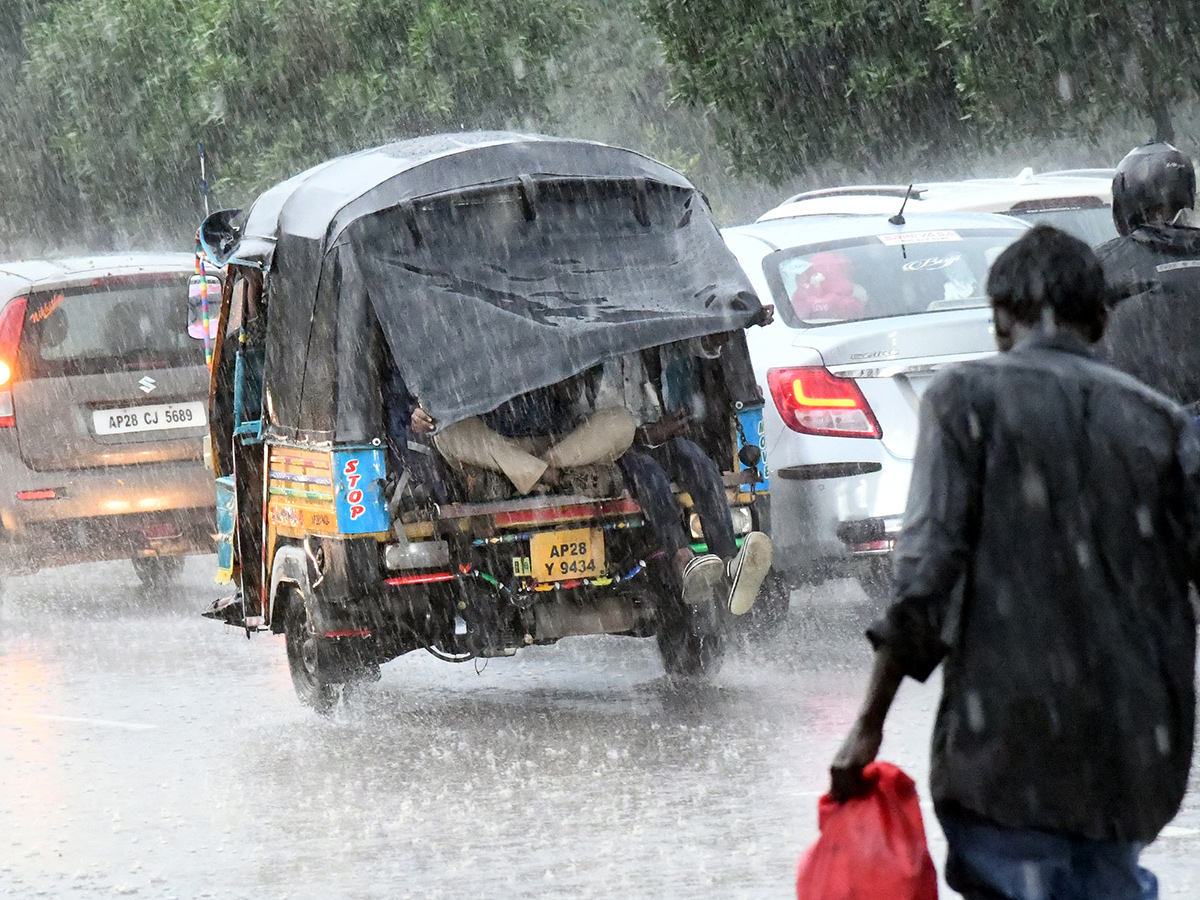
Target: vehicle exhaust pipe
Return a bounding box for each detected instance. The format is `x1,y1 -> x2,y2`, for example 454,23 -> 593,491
531,595 -> 651,641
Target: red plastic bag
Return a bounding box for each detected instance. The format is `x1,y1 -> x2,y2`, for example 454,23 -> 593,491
796,761 -> 938,900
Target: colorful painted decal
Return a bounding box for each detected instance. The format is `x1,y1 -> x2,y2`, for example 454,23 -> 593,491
215,475 -> 236,583
736,404 -> 769,492
266,447 -> 337,538
332,448 -> 389,535
268,504 -> 303,529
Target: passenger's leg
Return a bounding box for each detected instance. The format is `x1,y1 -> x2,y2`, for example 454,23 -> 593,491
618,448 -> 690,560
619,447 -> 724,608
659,438 -> 737,558
659,437 -> 771,615
433,417 -> 548,495
542,408 -> 636,469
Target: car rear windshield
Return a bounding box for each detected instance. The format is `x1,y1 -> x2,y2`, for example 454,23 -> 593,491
1008,206 -> 1116,245
764,229 -> 1022,327
18,275 -> 205,378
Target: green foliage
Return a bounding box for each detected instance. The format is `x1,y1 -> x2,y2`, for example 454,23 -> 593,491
5,0 -> 1200,246
643,0 -> 964,182
647,0 -> 1200,182
7,0 -> 583,240
928,1 -> 1200,145
543,0 -> 779,224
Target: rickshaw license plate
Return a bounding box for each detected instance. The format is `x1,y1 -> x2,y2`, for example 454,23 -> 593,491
93,401 -> 207,435
530,527 -> 605,582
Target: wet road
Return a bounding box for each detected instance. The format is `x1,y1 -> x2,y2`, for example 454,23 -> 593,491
1,558 -> 1199,899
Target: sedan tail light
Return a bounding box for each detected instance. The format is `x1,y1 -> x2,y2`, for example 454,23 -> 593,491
767,366 -> 882,439
0,297 -> 27,427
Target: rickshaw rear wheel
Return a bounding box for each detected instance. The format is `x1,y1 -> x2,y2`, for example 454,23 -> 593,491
656,598 -> 724,677
740,570 -> 791,639
132,555 -> 183,590
283,593 -> 339,714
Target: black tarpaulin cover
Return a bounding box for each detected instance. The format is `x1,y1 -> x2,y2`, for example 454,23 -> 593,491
341,177 -> 761,425
207,133 -> 762,435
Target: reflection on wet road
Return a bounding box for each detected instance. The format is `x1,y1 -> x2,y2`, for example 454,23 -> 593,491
1,558 -> 1197,898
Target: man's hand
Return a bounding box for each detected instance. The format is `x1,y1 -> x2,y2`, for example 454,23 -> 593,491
827,645 -> 904,801
829,717 -> 883,801
638,409 -> 689,446
411,406 -> 436,435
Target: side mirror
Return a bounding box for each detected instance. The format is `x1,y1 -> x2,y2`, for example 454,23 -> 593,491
198,208 -> 243,266
188,274 -> 221,340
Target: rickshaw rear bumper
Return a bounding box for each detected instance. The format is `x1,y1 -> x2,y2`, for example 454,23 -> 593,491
266,483 -> 766,662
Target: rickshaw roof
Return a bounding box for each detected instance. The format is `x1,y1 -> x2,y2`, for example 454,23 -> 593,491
220,132 -> 696,269
214,132 -> 763,437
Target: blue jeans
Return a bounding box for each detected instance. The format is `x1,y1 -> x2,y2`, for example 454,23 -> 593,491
937,805 -> 1158,900
619,438 -> 737,561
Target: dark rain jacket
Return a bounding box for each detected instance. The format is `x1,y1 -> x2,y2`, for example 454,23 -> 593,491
869,327 -> 1200,843
1097,223 -> 1200,405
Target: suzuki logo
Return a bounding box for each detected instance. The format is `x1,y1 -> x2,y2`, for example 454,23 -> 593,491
138,376 -> 157,394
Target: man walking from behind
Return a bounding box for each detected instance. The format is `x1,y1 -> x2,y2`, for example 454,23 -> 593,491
831,225 -> 1200,900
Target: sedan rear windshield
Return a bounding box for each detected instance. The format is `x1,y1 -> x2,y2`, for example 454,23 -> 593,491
18,275 -> 205,378
1008,206 -> 1115,245
764,229 -> 1023,327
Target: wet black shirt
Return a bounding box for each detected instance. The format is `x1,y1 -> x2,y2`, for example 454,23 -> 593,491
870,328 -> 1200,842
1098,224 -> 1200,405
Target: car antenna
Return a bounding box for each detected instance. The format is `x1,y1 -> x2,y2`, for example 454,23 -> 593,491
889,184 -> 913,225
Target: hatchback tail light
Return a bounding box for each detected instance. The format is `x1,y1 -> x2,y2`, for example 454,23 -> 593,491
0,297 -> 28,427
767,366 -> 881,438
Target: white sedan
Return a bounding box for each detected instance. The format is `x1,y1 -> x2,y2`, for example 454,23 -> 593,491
725,212 -> 1029,598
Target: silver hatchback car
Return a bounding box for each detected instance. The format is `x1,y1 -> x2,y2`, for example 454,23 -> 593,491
0,255 -> 216,589
724,213 -> 1028,597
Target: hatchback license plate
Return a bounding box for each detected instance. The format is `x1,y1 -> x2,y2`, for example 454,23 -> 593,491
93,401 -> 207,435
530,527 -> 605,583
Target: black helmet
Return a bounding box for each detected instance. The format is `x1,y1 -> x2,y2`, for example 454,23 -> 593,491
1112,142 -> 1196,236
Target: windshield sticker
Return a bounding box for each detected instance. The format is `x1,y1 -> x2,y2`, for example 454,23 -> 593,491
1156,260 -> 1200,273
29,292 -> 65,324
902,254 -> 962,272
879,230 -> 962,246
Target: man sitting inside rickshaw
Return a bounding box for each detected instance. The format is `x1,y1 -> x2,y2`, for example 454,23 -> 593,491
402,375 -> 636,498
388,336 -> 770,614
594,340 -> 773,616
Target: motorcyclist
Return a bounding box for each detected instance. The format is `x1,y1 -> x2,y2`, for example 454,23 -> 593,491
1097,141 -> 1200,406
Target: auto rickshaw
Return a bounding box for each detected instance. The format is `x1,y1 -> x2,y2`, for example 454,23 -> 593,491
197,132 -> 773,711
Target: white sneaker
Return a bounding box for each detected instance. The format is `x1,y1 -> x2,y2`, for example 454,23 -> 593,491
725,532 -> 773,615
681,553 -> 725,607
